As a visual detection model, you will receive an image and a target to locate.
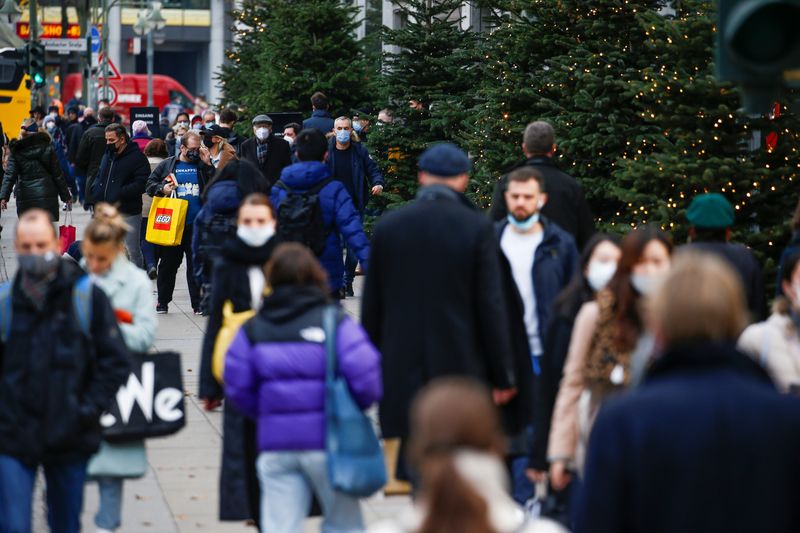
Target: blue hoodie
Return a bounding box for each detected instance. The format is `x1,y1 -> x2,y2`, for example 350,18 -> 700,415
192,180 -> 241,284
271,161 -> 370,291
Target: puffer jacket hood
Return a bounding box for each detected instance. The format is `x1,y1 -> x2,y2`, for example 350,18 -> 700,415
278,161 -> 330,189
10,132 -> 52,158
204,179 -> 240,214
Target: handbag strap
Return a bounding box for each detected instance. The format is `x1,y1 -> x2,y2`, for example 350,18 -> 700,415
323,305 -> 338,383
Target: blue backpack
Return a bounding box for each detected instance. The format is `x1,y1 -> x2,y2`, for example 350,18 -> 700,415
0,275 -> 92,343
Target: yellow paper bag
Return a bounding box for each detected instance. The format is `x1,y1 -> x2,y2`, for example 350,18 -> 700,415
212,300 -> 256,382
145,193 -> 188,246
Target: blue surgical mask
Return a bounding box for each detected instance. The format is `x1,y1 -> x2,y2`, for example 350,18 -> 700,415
205,121 -> 215,129
336,129 -> 351,144
507,213 -> 539,232
353,121 -> 363,133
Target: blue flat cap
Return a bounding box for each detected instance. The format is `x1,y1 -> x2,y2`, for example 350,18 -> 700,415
686,193 -> 735,229
418,142 -> 471,177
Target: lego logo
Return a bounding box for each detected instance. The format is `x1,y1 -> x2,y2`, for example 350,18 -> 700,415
153,208 -> 173,231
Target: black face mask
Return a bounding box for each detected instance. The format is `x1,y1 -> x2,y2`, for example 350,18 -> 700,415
185,149 -> 201,164
202,137 -> 214,149
106,143 -> 118,156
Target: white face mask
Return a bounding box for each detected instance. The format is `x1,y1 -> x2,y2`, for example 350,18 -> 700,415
284,135 -> 294,147
255,127 -> 271,141
237,223 -> 275,248
630,272 -> 664,296
587,260 -> 617,291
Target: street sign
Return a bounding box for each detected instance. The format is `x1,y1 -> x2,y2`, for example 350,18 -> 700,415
131,107 -> 160,136
43,39 -> 87,54
97,53 -> 122,80
98,84 -> 118,106
90,25 -> 101,53
17,22 -> 81,39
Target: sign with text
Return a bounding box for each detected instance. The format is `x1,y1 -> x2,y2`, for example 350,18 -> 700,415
43,39 -> 87,53
131,106 -> 160,137
17,22 -> 81,39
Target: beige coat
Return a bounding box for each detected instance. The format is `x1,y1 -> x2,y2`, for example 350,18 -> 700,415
738,312 -> 800,393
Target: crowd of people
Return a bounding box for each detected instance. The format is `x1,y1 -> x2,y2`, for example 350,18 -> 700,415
0,90 -> 800,533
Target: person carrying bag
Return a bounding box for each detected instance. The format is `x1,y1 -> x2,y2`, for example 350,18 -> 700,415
224,242 -> 382,533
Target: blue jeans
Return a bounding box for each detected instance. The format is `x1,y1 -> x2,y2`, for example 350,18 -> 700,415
95,477 -> 123,530
0,454 -> 87,533
257,451 -> 363,533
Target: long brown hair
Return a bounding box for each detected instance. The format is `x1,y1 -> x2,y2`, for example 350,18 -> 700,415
606,227 -> 673,352
409,378 -> 505,533
265,243 -> 329,294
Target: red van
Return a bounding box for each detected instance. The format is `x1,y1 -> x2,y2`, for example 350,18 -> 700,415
63,73 -> 194,124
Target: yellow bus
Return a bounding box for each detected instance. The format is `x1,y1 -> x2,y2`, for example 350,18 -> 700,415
0,50 -> 31,140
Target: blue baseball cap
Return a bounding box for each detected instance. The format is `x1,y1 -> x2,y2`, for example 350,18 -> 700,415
418,142 -> 471,177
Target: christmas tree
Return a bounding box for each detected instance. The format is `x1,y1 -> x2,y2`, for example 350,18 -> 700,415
218,0 -> 376,123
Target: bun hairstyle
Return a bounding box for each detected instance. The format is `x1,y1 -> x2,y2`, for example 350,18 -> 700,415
85,203 -> 130,246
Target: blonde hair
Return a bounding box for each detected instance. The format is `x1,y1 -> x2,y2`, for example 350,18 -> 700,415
651,251 -> 748,346
85,203 -> 130,246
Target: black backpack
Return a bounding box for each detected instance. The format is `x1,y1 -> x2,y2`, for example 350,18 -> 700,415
274,177 -> 333,256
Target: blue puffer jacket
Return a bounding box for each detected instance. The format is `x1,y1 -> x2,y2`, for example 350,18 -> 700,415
326,139 -> 384,212
271,161 -> 370,291
192,179 -> 240,284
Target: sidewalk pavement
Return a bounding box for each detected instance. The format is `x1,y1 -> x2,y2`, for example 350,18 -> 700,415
0,201 -> 411,532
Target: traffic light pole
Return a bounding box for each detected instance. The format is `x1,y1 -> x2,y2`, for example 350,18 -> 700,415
29,0 -> 38,108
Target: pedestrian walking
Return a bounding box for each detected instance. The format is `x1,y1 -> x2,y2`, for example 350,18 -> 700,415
527,234 -> 621,478
0,209 -> 131,533
146,130 -> 214,314
91,124 -> 151,269
198,193 -> 277,525
225,243 -> 382,533
130,120 -> 154,152
575,252 -> 800,533
81,203 -> 158,533
547,228 -> 673,489
370,378 -> 567,533
65,107 -> 88,203
201,124 -> 238,170
142,139 -> 169,279
362,143 -> 519,480
496,165 -> 579,503
738,249 -> 800,393
192,159 -> 269,309
0,130 -> 72,221
775,198 -> 800,296
303,92 -> 335,134
326,116 -> 384,296
76,106 -> 116,207
166,123 -> 189,159
270,128 -> 370,299
684,192 -> 766,320
240,114 -> 292,187
219,108 -> 243,156
490,121 -> 595,249
44,116 -> 76,209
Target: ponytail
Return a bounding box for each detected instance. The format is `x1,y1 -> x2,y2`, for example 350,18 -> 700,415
85,203 -> 129,246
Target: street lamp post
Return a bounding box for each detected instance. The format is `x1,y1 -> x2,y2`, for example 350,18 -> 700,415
134,1 -> 166,107
28,0 -> 38,108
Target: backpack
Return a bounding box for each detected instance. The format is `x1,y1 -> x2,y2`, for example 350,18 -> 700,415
0,275 -> 92,343
274,178 -> 333,256
195,211 -> 239,283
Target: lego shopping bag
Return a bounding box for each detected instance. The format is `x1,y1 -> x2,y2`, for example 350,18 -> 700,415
146,193 -> 188,246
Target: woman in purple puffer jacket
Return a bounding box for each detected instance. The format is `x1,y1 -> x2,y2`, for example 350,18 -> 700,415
225,242 -> 382,533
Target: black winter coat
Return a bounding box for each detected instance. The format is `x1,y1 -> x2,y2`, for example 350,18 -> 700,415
490,157 -> 595,249
576,342 -> 800,533
240,135 -> 293,188
0,260 -> 131,466
1,133 -> 71,222
66,121 -> 85,164
75,121 -> 113,204
362,184 -> 517,439
92,142 -> 151,216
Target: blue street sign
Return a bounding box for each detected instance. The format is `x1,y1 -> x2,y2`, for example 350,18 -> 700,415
90,26 -> 101,54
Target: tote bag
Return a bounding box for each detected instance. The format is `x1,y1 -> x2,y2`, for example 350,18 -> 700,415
323,306 -> 386,497
145,191 -> 188,246
212,300 -> 256,382
59,209 -> 76,254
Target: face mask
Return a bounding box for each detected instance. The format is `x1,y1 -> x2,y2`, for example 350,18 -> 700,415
205,121 -> 215,129
353,121 -> 363,133
202,137 -> 215,149
185,149 -> 201,164
284,135 -> 294,147
192,123 -> 202,131
178,121 -> 189,127
630,273 -> 664,296
587,261 -> 617,291
237,224 -> 275,248
335,129 -> 351,144
18,251 -> 58,280
45,122 -> 56,132
106,143 -> 118,155
255,127 -> 271,141
507,213 -> 539,232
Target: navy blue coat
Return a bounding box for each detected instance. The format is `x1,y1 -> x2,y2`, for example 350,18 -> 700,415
495,217 -> 579,352
191,180 -> 241,285
302,110 -> 335,134
576,342 -> 800,533
325,139 -> 384,212
776,230 -> 800,296
270,161 -> 370,291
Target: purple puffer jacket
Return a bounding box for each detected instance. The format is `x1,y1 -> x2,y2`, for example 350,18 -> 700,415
224,286 -> 382,452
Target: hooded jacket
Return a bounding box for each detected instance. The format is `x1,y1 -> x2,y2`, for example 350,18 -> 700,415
92,142 -> 151,216
1,133 -> 71,221
270,161 -> 370,291
191,179 -> 245,286
224,285 -> 382,451
0,259 -> 131,466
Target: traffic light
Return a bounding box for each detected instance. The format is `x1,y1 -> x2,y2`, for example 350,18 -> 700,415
28,41 -> 45,88
716,0 -> 800,114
